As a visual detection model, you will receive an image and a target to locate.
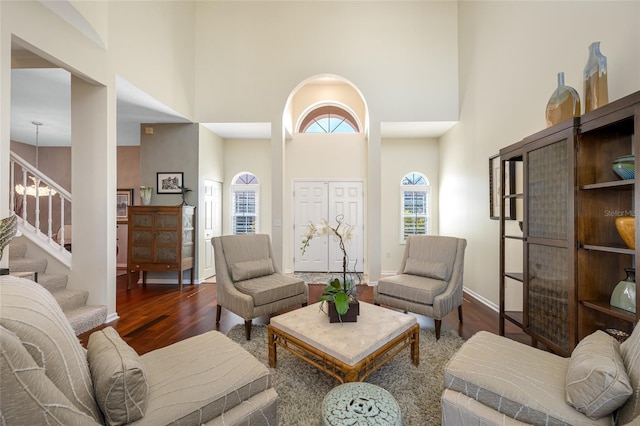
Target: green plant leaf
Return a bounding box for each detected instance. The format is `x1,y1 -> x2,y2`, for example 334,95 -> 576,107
334,291 -> 349,315
329,278 -> 342,290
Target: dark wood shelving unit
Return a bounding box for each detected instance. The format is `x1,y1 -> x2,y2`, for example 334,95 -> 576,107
498,91 -> 640,356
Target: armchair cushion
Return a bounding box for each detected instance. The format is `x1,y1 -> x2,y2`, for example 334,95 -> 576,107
377,273 -> 448,305
618,323 -> 640,424
444,331 -> 611,425
0,276 -> 103,423
566,330 -> 631,418
231,258 -> 274,282
403,258 -> 449,280
235,273 -> 307,306
87,327 -> 148,425
0,325 -> 101,425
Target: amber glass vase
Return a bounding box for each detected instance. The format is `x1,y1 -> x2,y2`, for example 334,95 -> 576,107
545,72 -> 580,127
583,41 -> 608,113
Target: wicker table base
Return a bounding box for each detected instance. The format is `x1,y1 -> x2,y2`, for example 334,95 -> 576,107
268,302 -> 419,383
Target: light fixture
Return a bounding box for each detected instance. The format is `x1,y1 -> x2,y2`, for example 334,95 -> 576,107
14,121 -> 57,197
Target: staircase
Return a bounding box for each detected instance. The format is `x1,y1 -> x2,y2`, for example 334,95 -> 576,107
9,240 -> 107,335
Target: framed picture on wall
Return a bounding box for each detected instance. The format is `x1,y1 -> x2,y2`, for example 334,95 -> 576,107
116,188 -> 133,223
157,172 -> 183,194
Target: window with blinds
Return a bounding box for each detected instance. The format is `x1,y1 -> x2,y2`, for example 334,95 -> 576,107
401,172 -> 430,241
231,172 -> 259,235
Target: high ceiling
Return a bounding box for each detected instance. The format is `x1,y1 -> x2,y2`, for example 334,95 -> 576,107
10,48 -> 455,147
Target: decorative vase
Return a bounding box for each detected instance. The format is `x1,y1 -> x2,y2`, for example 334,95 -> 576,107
328,300 -> 360,323
140,186 -> 152,205
612,155 -> 635,180
611,268 -> 636,313
615,216 -> 635,249
583,41 -> 608,113
545,72 -> 581,127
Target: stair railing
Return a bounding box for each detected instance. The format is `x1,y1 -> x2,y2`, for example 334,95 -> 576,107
9,151 -> 72,266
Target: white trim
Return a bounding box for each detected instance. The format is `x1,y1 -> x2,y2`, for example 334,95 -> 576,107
463,287 -> 498,313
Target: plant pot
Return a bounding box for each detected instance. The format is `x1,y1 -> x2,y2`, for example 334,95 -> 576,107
328,300 -> 360,323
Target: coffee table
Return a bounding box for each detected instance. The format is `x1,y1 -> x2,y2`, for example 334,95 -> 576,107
268,301 -> 419,383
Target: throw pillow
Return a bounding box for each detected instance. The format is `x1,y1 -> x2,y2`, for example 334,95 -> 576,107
87,327 -> 148,426
566,330 -> 632,418
403,258 -> 449,280
231,258 -> 275,281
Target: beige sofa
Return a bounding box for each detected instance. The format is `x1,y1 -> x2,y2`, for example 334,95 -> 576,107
0,275 -> 278,425
442,329 -> 640,425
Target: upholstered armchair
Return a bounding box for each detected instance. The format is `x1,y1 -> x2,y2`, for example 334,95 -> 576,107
374,235 -> 467,339
212,234 -> 308,340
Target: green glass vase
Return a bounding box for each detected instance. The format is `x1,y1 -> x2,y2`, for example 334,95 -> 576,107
611,268 -> 636,313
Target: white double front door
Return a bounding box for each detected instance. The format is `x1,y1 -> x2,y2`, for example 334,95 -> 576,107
294,180 -> 364,273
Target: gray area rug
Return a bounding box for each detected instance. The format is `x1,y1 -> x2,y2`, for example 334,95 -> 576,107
226,322 -> 465,425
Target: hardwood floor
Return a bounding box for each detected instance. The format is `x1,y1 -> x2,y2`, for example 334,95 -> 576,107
79,273 -> 531,354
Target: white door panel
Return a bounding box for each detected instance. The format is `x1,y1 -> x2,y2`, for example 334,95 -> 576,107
294,180 -> 364,273
203,179 -> 221,279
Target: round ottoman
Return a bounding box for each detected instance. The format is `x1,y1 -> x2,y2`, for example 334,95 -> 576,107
322,382 -> 402,425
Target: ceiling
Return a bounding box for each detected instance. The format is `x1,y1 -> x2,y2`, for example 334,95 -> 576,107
10,58 -> 456,147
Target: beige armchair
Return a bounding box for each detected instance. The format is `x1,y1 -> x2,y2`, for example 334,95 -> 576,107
212,234 -> 308,340
374,235 -> 467,339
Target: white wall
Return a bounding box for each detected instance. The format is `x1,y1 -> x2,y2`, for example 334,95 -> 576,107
440,1 -> 640,309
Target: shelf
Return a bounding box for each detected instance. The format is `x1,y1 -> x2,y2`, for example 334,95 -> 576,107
581,180 -> 634,190
503,193 -> 523,199
505,272 -> 523,282
581,300 -> 637,323
581,244 -> 635,255
504,234 -> 524,241
502,311 -> 523,328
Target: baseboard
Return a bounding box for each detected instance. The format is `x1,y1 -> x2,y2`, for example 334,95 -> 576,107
463,287 -> 498,313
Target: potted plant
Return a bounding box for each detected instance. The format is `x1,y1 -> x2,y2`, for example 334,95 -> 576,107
300,214 -> 360,322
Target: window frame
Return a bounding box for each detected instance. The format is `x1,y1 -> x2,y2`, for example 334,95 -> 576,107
297,103 -> 361,134
231,172 -> 260,235
400,173 -> 430,243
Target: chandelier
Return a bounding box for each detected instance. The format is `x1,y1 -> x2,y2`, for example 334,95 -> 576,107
14,121 -> 57,198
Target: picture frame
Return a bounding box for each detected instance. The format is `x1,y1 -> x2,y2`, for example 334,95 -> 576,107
116,188 -> 133,223
157,172 -> 183,194
489,155 -> 516,220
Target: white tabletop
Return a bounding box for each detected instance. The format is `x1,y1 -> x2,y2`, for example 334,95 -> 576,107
270,301 -> 417,366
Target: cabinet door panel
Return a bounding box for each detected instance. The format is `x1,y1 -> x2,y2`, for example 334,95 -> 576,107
527,139 -> 568,240
526,244 -> 570,353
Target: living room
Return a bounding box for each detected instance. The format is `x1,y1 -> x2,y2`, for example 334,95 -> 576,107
2,1 -> 638,323
2,1 -> 640,425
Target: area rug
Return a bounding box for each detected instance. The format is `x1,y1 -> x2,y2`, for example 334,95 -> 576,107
226,323 -> 465,425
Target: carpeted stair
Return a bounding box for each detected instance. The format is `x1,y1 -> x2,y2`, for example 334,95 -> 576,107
8,241 -> 107,335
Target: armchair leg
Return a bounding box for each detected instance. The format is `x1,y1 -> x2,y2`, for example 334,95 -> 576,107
458,305 -> 463,323
302,302 -> 308,307
435,319 -> 442,340
216,305 -> 222,324
244,320 -> 252,340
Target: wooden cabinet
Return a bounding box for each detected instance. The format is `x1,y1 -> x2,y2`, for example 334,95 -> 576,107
127,206 -> 196,290
499,91 -> 640,356
576,92 -> 640,340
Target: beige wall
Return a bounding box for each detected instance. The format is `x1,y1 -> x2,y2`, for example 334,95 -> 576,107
440,1 -> 640,309
381,138 -> 439,274
223,139 -> 272,236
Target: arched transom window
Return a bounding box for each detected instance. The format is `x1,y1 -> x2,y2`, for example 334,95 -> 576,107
299,105 -> 359,133
231,172 -> 259,234
401,172 -> 430,241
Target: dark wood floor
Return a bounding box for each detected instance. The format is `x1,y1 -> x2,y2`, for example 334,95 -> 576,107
79,273 -> 530,355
